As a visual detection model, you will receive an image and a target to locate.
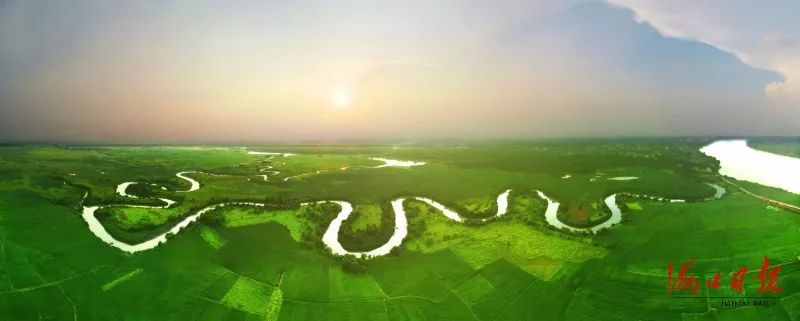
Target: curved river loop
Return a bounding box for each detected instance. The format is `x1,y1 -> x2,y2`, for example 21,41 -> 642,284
80,146 -> 737,258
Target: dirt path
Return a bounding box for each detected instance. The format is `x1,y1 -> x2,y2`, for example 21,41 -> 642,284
720,177 -> 800,214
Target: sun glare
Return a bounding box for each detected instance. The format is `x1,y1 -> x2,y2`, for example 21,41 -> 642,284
332,87 -> 352,108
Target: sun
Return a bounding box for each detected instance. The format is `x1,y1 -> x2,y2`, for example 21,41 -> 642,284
332,87 -> 352,109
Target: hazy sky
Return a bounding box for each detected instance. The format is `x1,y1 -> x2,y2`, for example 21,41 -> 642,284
1,0 -> 798,143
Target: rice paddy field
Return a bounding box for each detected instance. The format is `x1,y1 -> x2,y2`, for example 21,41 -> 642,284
1,138 -> 800,320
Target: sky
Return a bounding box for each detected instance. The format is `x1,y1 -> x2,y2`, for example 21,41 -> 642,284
0,0 -> 798,143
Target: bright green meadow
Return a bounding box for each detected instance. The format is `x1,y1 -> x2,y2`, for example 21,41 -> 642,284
1,139 -> 799,320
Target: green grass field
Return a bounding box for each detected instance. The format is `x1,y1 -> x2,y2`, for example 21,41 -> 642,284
1,139 -> 799,320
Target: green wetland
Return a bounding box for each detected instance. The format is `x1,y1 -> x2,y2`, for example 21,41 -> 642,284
1,139 -> 800,320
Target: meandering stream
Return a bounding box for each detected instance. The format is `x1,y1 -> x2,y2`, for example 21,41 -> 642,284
175,171 -> 200,192
80,154 -> 729,257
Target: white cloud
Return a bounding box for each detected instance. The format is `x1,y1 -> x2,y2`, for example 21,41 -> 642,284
607,0 -> 800,107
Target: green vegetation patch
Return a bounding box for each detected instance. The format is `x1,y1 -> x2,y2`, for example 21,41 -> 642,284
222,208 -> 308,242
264,287 -> 283,321
626,201 -> 643,210
348,204 -> 382,232
328,265 -> 385,301
338,203 -> 396,252
404,200 -> 606,279
556,197 -> 612,228
3,140 -> 800,320
101,268 -> 144,291
220,275 -> 275,315
454,273 -> 495,305
282,264 -> 330,302
458,195 -> 496,218
97,206 -> 183,230
200,226 -> 227,249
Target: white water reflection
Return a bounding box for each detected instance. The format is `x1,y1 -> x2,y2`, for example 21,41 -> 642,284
538,191 -> 622,234
82,202 -> 264,253
700,140 -> 800,194
370,158 -> 426,168
176,172 -> 200,192
116,182 -> 138,198
608,176 -> 638,181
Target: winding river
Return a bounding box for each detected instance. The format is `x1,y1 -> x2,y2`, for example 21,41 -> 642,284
79,153 -> 728,258
83,202 -> 265,253
316,189 -> 511,258
175,171 -> 200,192
539,192 -> 621,234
